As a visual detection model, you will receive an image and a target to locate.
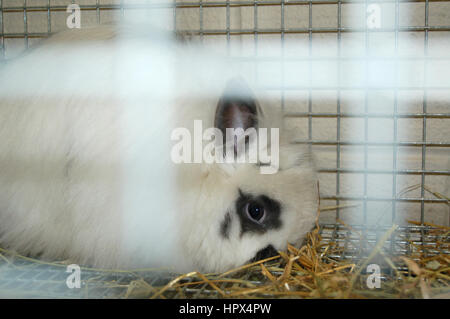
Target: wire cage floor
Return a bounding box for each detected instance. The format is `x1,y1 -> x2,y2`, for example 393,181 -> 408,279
0,222 -> 448,299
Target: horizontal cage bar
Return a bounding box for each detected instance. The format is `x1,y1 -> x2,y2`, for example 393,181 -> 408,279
320,195 -> 449,203
293,140 -> 450,147
318,168 -> 450,176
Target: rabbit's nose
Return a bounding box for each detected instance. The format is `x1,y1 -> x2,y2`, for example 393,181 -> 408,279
250,245 -> 279,262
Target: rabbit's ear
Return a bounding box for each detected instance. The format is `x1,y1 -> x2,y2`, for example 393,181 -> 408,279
214,78 -> 262,158
214,77 -> 259,136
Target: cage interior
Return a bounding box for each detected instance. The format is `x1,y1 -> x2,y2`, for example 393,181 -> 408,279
0,0 -> 449,298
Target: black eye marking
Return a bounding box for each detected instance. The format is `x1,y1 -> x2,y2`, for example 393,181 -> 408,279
220,212 -> 232,239
235,189 -> 282,237
249,245 -> 279,263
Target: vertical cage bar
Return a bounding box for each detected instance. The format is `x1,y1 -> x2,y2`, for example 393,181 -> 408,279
281,0 -> 285,113
336,0 -> 342,220
199,0 -> 203,42
308,1 -> 312,142
254,2 -> 258,84
226,0 -> 230,55
173,0 -> 177,34
392,0 -> 400,224
47,0 -> 51,34
23,0 -> 28,49
421,0 -> 430,224
0,0 -> 4,60
363,0 -> 369,225
96,0 -> 100,24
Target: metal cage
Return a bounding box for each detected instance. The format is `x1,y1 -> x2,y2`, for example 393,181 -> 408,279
0,0 -> 449,298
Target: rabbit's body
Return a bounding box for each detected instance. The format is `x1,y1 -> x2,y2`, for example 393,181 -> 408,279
0,25 -> 318,273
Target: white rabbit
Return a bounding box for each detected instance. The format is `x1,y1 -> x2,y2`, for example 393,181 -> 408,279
0,25 -> 318,273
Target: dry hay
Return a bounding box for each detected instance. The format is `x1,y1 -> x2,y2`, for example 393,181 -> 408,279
0,218 -> 448,299
146,220 -> 449,299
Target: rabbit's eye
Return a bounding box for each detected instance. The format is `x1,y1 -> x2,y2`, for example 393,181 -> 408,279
246,201 -> 265,222
235,189 -> 281,236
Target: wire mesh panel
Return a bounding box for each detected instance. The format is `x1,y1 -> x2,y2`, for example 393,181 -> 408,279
319,223 -> 450,260
0,0 -> 448,298
1,0 -> 448,226
0,255 -> 177,298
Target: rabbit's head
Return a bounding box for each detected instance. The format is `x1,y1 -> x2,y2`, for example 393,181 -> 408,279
176,78 -> 318,273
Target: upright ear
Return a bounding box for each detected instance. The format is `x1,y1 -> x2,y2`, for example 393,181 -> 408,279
214,78 -> 261,153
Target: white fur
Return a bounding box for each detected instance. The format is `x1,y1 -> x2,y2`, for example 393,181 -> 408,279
0,25 -> 318,273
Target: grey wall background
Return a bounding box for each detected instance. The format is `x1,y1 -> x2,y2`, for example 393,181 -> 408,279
1,0 -> 449,226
